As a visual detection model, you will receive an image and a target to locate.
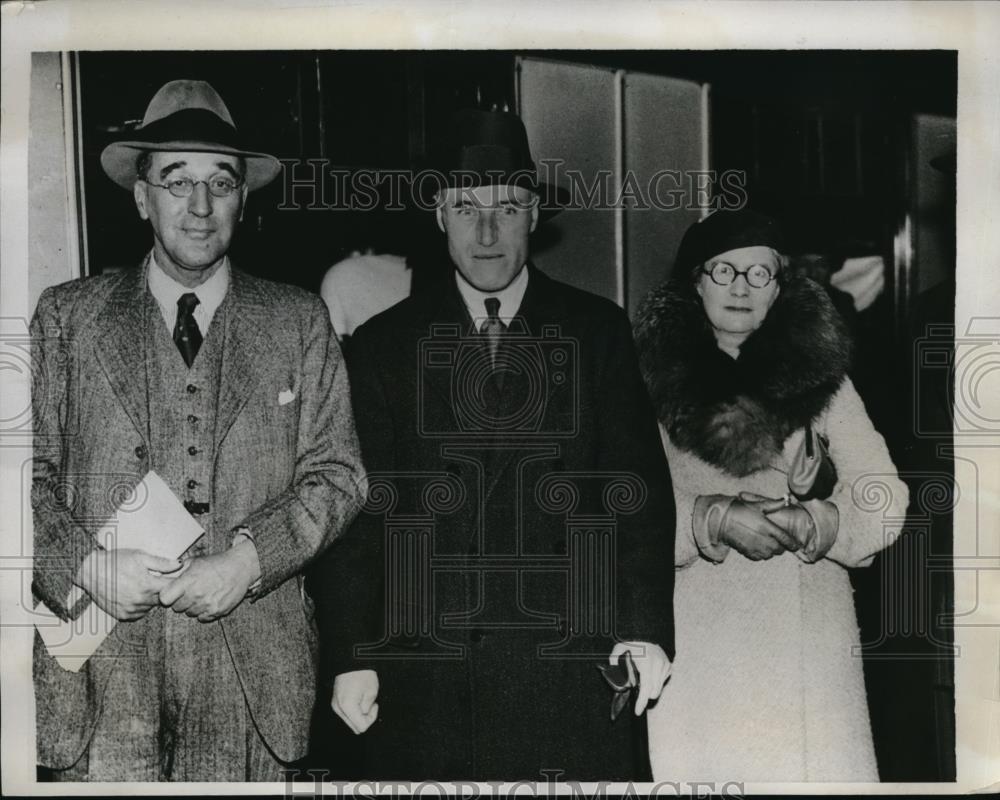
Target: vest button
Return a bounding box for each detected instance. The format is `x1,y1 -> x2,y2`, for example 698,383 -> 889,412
469,629 -> 486,644
187,446 -> 200,456
134,445 -> 147,459
186,384 -> 198,394
187,414 -> 199,424
187,478 -> 199,490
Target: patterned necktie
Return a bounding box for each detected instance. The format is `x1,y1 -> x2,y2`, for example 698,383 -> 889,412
173,292 -> 203,367
481,297 -> 506,368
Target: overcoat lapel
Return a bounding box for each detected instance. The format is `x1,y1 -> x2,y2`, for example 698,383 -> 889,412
408,266 -> 576,523
477,266 -> 573,507
94,261 -> 152,443
411,276 -> 479,412
213,268 -> 272,456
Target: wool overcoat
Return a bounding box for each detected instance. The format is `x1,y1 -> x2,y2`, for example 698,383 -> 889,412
634,274 -> 909,782
317,266 -> 676,780
31,262 -> 365,769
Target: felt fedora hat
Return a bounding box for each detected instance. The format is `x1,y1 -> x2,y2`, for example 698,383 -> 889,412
100,79 -> 281,191
424,108 -> 570,219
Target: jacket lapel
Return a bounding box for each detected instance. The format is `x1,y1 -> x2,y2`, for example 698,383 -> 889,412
94,261 -> 152,443
213,268 -> 271,456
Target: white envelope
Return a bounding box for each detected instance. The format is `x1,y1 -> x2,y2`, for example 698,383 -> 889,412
34,471 -> 205,672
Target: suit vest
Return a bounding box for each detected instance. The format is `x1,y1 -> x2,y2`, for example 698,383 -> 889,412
145,290 -> 226,554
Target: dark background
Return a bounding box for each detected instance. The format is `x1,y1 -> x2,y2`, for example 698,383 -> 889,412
75,50 -> 957,782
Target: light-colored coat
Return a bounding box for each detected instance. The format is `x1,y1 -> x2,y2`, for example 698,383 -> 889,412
31,263 -> 365,768
647,377 -> 908,782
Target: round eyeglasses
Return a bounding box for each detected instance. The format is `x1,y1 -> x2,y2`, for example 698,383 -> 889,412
701,261 -> 777,289
144,176 -> 244,198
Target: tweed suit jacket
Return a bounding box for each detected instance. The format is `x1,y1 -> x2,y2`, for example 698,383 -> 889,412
31,260 -> 365,769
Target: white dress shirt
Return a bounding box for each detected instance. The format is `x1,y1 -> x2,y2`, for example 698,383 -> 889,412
454,264 -> 529,329
147,252 -> 231,337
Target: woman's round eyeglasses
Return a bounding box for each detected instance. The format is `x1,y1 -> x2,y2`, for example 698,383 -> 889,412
701,261 -> 777,289
144,176 -> 244,198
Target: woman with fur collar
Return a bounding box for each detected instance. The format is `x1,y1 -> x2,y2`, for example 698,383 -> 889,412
634,210 -> 908,782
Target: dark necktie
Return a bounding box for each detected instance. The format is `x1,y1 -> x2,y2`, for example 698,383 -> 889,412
173,292 -> 203,367
481,297 -> 506,368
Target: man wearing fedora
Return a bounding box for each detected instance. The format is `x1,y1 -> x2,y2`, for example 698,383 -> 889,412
316,109 -> 675,780
30,79 -> 364,781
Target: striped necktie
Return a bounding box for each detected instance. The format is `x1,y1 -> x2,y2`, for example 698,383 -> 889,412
481,296 -> 505,368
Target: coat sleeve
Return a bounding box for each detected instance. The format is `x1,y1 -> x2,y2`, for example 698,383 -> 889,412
240,296 -> 366,598
820,377 -> 909,568
596,311 -> 676,658
30,286 -> 102,620
659,427 -> 729,568
311,324 -> 393,676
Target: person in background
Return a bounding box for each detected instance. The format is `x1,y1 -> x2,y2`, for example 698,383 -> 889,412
634,209 -> 908,782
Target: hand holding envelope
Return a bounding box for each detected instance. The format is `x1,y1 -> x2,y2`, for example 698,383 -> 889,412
75,548 -> 182,621
159,542 -> 260,623
34,471 -> 206,672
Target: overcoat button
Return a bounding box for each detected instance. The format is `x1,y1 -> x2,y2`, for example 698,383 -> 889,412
186,384 -> 197,394
469,629 -> 486,643
134,445 -> 147,459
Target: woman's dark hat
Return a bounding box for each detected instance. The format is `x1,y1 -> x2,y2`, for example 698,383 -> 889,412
672,209 -> 787,281
100,80 -> 281,191
424,108 -> 570,219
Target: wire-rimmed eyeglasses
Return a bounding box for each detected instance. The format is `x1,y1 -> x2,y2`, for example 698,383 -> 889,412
143,176 -> 244,198
701,261 -> 778,289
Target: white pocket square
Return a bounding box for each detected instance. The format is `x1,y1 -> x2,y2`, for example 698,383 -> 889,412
278,389 -> 296,406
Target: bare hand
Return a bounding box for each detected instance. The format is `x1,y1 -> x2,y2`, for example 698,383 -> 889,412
159,542 -> 259,622
609,641 -> 671,715
717,498 -> 800,560
75,548 -> 181,621
332,669 -> 379,734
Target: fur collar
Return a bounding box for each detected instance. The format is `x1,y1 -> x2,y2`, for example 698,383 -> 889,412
634,272 -> 852,476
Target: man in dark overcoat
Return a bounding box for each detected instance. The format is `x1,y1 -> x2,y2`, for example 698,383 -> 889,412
317,109 -> 675,780
31,80 -> 365,781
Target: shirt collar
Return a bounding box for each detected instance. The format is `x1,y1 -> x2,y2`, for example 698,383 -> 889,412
147,251 -> 231,334
454,264 -> 529,326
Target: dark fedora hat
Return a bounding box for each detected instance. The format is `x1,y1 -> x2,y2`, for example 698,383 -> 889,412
423,108 -> 570,218
100,80 -> 281,191
672,208 -> 787,282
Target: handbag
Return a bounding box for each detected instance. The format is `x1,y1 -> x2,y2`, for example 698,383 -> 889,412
787,424 -> 838,501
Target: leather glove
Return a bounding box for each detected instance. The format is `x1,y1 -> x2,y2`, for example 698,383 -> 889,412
693,495 -> 801,562
740,492 -> 840,563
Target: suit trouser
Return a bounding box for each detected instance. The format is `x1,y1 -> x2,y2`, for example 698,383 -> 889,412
51,605 -> 284,782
